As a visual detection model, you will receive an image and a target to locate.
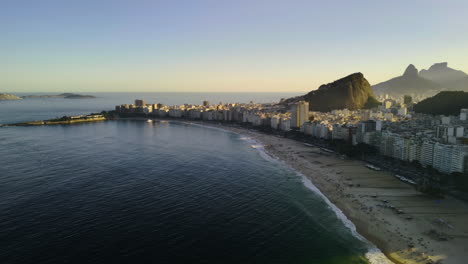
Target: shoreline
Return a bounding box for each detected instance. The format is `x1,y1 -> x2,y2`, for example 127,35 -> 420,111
134,117 -> 468,264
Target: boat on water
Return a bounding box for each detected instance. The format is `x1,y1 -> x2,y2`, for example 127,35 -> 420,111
365,164 -> 381,171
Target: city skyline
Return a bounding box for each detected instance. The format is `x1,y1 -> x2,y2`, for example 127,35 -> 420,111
2,0 -> 468,92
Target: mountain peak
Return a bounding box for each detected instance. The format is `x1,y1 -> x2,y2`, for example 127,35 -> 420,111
428,62 -> 448,71
317,72 -> 364,91
419,62 -> 467,85
403,64 -> 418,77
302,72 -> 376,111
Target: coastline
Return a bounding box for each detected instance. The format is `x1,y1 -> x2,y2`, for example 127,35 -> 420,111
132,117 -> 468,264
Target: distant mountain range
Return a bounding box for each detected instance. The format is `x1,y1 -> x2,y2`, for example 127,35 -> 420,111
372,62 -> 468,96
0,93 -> 96,101
284,73 -> 379,112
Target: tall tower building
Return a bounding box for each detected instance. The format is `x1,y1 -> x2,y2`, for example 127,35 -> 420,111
290,101 -> 309,128
135,99 -> 146,107
203,100 -> 210,107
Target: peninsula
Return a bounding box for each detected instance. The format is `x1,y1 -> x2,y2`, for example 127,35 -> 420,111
9,114 -> 106,126
0,93 -> 22,100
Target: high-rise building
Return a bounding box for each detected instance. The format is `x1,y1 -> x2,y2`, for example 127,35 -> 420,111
359,120 -> 377,133
403,95 -> 412,105
420,141 -> 435,167
135,99 -> 146,107
383,100 -> 392,109
290,101 -> 309,128
203,100 -> 210,107
398,107 -> 407,116
460,109 -> 468,121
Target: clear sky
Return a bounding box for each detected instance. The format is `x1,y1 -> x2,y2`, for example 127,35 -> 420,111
2,0 -> 468,93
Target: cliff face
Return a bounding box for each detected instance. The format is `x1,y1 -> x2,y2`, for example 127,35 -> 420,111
372,64 -> 440,96
301,73 -> 377,112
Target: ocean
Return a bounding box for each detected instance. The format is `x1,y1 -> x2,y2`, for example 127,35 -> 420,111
0,93 -> 377,264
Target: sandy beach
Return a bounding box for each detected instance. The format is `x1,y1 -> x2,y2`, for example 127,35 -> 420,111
125,118 -> 468,264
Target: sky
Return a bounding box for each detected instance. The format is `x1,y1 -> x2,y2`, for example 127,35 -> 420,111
2,0 -> 468,93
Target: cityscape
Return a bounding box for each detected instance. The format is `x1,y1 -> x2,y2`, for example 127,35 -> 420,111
115,95 -> 468,177
2,0 -> 468,264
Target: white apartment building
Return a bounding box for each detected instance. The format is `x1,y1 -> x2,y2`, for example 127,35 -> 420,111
271,116 -> 280,130
420,141 -> 435,167
279,118 -> 291,131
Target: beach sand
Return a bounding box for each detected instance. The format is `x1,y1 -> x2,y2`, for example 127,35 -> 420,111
126,118 -> 468,264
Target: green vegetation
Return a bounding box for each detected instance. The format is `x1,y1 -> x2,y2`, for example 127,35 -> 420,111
414,91 -> 468,115
302,73 -> 377,112
363,96 -> 381,109
403,95 -> 412,104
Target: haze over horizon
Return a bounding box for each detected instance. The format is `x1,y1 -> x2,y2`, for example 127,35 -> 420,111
2,0 -> 468,93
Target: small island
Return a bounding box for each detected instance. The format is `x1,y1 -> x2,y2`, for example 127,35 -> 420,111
21,93 -> 96,99
0,93 -> 22,100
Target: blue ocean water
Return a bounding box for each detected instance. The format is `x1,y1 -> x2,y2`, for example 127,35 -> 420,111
0,93 -> 375,264
0,92 -> 298,124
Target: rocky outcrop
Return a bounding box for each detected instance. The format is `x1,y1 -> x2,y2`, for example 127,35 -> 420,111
284,73 -> 379,112
419,62 -> 467,85
372,64 -> 440,96
403,64 -> 419,78
0,93 -> 22,100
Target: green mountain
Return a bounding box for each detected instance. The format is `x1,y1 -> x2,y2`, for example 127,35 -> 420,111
284,73 -> 379,112
414,91 -> 468,115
